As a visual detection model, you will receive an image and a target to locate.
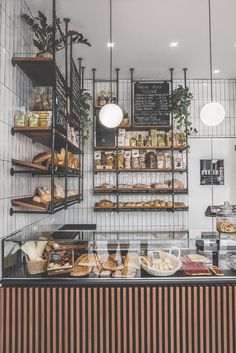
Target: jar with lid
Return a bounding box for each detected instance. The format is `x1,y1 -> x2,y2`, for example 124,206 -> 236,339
14,107 -> 27,127
216,201 -> 236,234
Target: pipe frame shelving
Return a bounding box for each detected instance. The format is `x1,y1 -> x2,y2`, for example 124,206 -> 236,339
92,68 -> 189,214
9,0 -> 85,216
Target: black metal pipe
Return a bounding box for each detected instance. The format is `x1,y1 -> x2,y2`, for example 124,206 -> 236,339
51,0 -> 57,211
64,18 -> 70,86
78,58 -> 83,89
115,68 -> 120,103
64,19 -> 71,209
92,68 -> 96,191
170,68 -> 175,212
81,67 -> 85,90
130,68 -> 134,123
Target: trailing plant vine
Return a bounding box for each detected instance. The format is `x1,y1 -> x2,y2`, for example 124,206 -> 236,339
80,90 -> 92,144
22,11 -> 91,54
169,85 -> 198,151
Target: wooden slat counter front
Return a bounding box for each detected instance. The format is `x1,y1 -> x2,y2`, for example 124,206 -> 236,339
0,281 -> 236,353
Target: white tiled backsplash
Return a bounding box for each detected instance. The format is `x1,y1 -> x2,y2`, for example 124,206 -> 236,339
1,0 -> 236,275
0,0 -> 62,250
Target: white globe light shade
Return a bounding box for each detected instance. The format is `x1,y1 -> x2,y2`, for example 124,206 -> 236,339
99,103 -> 123,128
200,102 -> 225,127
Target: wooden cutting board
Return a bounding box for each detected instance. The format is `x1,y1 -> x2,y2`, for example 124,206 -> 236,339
12,159 -> 48,171
11,197 -> 49,211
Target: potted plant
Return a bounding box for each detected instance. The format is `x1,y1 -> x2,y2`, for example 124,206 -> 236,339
169,85 -> 198,150
79,90 -> 92,144
22,11 -> 91,58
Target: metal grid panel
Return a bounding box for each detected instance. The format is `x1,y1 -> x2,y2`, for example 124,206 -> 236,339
64,77 -> 236,233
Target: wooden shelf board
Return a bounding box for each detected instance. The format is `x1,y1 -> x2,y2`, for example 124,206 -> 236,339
12,159 -> 48,171
94,169 -> 187,173
94,207 -> 189,212
11,197 -> 49,211
12,127 -> 80,154
94,146 -> 184,150
12,56 -> 54,86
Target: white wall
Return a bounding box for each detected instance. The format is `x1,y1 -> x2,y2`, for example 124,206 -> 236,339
0,0 -> 62,277
189,137 -> 236,236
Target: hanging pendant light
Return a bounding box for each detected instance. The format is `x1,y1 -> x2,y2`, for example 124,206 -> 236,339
99,0 -> 123,128
200,0 -> 225,126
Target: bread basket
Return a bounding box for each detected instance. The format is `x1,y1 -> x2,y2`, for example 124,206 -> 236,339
25,256 -> 47,275
139,247 -> 181,277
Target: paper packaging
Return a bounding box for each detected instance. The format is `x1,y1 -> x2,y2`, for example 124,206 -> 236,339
150,129 -> 157,147
118,129 -> 126,146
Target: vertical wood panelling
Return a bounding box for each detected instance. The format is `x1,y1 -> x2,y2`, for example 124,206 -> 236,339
0,285 -> 236,353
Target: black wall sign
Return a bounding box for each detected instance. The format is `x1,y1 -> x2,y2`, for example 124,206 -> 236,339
200,159 -> 224,185
133,81 -> 170,126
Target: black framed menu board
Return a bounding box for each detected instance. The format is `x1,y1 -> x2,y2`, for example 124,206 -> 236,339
133,81 -> 170,126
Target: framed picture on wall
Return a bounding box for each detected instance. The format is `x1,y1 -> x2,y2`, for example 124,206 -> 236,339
200,159 -> 224,185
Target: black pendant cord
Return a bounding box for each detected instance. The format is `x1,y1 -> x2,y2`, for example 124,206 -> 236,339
109,0 -> 113,99
208,0 -> 213,101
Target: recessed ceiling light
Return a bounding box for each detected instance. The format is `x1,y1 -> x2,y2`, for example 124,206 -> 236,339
169,42 -> 178,47
107,42 -> 114,48
213,69 -> 220,74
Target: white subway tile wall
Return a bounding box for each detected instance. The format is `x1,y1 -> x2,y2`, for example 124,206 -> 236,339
1,0 -> 236,272
0,0 -> 62,250
62,78 -> 236,234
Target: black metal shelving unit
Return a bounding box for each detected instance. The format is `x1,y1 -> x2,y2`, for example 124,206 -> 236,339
92,68 -> 189,213
9,0 -> 84,216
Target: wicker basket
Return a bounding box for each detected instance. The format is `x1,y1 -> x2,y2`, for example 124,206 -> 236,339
25,257 -> 47,275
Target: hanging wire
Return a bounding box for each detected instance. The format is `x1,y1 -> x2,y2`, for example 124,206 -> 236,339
109,0 -> 113,99
208,0 -> 213,101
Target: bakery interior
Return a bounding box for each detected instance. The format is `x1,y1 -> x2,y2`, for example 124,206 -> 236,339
1,0 -> 236,352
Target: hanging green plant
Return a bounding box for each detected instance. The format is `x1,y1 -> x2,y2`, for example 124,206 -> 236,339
79,90 -> 92,144
22,11 -> 91,56
169,85 -> 198,151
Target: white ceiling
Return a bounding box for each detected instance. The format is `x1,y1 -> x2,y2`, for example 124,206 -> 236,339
25,0 -> 236,79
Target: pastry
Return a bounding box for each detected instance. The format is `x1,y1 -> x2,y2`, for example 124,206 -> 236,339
32,151 -> 51,164
33,195 -> 42,203
174,202 -> 185,208
54,185 -> 65,199
118,184 -> 133,189
93,267 -> 112,277
67,190 -> 77,197
77,253 -> 98,267
96,200 -> 114,208
124,253 -> 139,269
186,254 -> 210,263
70,265 -> 91,277
112,267 -> 136,278
102,259 -> 124,271
167,179 -> 185,190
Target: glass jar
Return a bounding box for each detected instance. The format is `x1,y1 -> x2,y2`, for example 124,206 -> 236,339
216,201 -> 236,234
14,107 -> 27,127
28,113 -> 39,128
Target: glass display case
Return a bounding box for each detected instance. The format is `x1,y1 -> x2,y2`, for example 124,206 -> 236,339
2,224 -> 236,284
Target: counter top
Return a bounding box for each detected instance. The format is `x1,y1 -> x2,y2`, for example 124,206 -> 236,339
2,270 -> 236,287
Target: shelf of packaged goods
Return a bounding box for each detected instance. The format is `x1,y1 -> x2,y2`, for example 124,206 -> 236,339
11,127 -> 81,154
94,146 -> 184,151
12,56 -> 54,86
94,189 -> 188,195
94,207 -> 189,212
94,168 -> 187,173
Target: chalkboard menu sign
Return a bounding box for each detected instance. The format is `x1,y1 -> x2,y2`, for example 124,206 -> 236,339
134,81 -> 170,126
